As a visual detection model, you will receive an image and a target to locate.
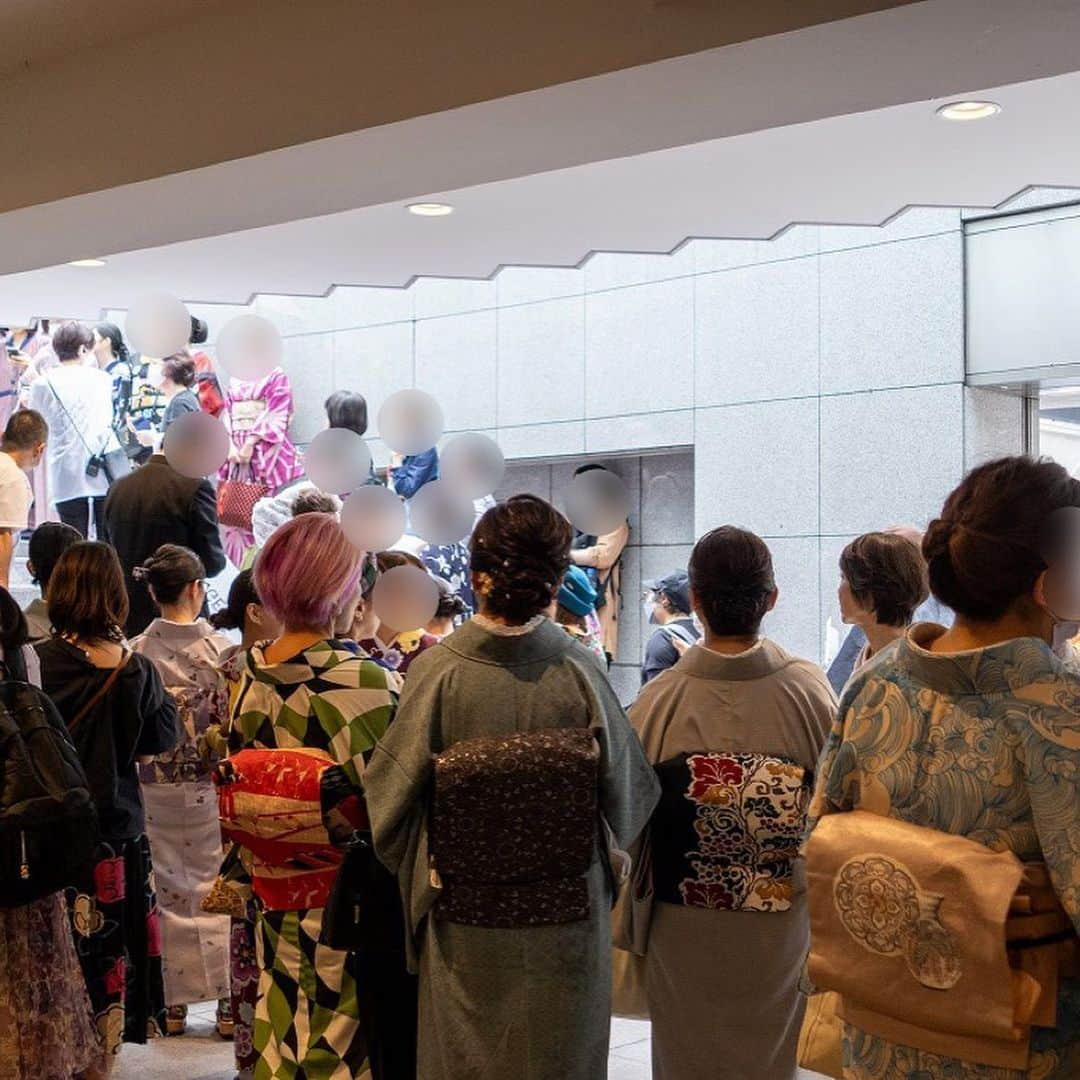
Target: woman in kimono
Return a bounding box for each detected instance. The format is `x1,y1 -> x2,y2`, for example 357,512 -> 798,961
836,530 -> 928,682
207,568 -> 282,1080
218,366 -> 303,567
809,455 -> 1080,1078
130,544 -> 233,1038
356,551 -> 440,676
227,513 -> 399,1079
365,494 -> 660,1080
628,526 -> 835,1079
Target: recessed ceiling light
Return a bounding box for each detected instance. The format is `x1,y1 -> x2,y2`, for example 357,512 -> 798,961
407,202 -> 454,217
936,100 -> 1001,122
67,258 -> 106,267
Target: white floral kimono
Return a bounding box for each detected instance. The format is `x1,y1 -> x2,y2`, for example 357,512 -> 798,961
132,617 -> 233,1006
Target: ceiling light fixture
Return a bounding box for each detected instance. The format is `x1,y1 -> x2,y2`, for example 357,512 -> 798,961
936,100 -> 1001,122
67,258 -> 107,267
407,202 -> 454,217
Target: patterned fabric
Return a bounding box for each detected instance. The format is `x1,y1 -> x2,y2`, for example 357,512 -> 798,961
218,369 -> 303,565
228,639 -> 397,788
558,620 -> 607,661
108,357 -> 165,462
357,628 -> 438,676
227,638 -> 396,1079
421,541 -> 475,615
216,747 -> 364,910
67,836 -> 167,1055
253,908 -> 365,1079
809,625 -> 1080,1077
133,618 -> 232,785
651,751 -> 809,911
231,908 -> 260,1079
0,891 -> 104,1080
431,727 -> 601,927
142,783 -> 230,1006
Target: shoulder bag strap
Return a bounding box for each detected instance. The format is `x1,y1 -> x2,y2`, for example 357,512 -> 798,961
46,377 -> 102,457
67,648 -> 131,733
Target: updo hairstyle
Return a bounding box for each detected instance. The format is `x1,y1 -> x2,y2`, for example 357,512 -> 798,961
688,526 -> 775,636
470,495 -> 573,623
922,456 -> 1080,621
133,544 -> 205,606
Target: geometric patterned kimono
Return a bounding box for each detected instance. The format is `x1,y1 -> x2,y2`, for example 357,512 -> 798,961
809,624 -> 1080,1079
227,639 -> 398,1080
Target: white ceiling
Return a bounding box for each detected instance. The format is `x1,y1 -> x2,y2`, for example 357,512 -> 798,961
5,0 -> 1080,322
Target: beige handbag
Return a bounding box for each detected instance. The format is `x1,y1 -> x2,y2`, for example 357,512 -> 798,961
797,991 -> 844,1079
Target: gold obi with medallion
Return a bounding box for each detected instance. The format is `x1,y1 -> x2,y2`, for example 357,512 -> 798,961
806,809 -> 1078,1070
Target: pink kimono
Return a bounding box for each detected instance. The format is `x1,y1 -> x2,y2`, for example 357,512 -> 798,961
218,367 -> 303,566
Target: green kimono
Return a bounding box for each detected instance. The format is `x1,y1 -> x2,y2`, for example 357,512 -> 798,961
365,616 -> 660,1080
229,639 -> 399,1080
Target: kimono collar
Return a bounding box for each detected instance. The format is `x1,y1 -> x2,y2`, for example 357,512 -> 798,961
247,637 -> 353,685
442,615 -> 573,666
896,622 -> 1063,696
676,637 -> 795,682
141,617 -> 217,646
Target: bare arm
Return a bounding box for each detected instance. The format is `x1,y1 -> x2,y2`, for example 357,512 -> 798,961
570,521 -> 630,571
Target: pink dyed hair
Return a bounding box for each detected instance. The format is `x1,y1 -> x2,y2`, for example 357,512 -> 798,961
254,513 -> 363,631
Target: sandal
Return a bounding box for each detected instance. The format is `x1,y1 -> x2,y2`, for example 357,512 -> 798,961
166,1004 -> 188,1036
216,998 -> 235,1040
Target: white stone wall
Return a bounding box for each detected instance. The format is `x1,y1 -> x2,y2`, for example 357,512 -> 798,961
133,204 -> 1033,666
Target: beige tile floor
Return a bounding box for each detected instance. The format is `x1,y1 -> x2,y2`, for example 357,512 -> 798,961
112,1006 -> 827,1079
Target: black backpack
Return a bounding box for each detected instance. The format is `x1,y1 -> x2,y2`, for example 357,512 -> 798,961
0,679 -> 97,906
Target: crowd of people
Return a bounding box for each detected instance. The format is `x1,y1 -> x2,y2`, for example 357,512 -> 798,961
1,317 -> 1079,1080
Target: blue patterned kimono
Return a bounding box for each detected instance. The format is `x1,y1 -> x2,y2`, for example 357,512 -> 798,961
810,624 -> 1080,1078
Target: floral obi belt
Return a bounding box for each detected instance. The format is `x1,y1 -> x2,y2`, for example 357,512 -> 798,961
806,809 -> 1079,1070
215,747 -> 366,911
430,727 -> 601,929
651,751 -> 811,912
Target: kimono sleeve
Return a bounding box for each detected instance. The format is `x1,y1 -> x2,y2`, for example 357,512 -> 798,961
365,660 -> 442,875
584,661 -> 660,851
805,672 -> 870,834
133,658 -> 180,757
1018,698 -> 1080,932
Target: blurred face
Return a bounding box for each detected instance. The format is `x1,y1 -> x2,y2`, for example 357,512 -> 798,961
247,601 -> 282,642
838,575 -> 872,626
92,329 -> 113,366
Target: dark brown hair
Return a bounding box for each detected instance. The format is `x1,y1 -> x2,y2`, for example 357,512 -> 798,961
470,495 -> 573,623
133,544 -> 205,607
2,409 -> 48,451
291,490 -> 338,517
923,456 -> 1080,621
52,321 -> 94,361
161,353 -> 197,388
46,541 -> 128,642
840,532 -> 928,628
689,526 -> 775,636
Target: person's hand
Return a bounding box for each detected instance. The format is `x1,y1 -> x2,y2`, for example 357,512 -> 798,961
672,635 -> 693,657
135,428 -> 155,448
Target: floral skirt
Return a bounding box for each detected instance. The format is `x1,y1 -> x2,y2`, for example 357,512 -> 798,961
0,892 -> 103,1080
253,907 -> 366,1079
67,835 -> 167,1055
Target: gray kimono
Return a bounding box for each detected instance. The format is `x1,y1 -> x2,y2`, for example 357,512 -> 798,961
365,616 -> 660,1080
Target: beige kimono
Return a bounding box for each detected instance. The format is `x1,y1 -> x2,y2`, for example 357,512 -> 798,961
628,639 -> 836,1079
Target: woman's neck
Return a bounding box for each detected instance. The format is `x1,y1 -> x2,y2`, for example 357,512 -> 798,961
162,383 -> 181,401
863,621 -> 905,658
160,605 -> 199,626
375,623 -> 401,645
263,626 -> 332,663
930,613 -> 1050,653
702,632 -> 759,656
